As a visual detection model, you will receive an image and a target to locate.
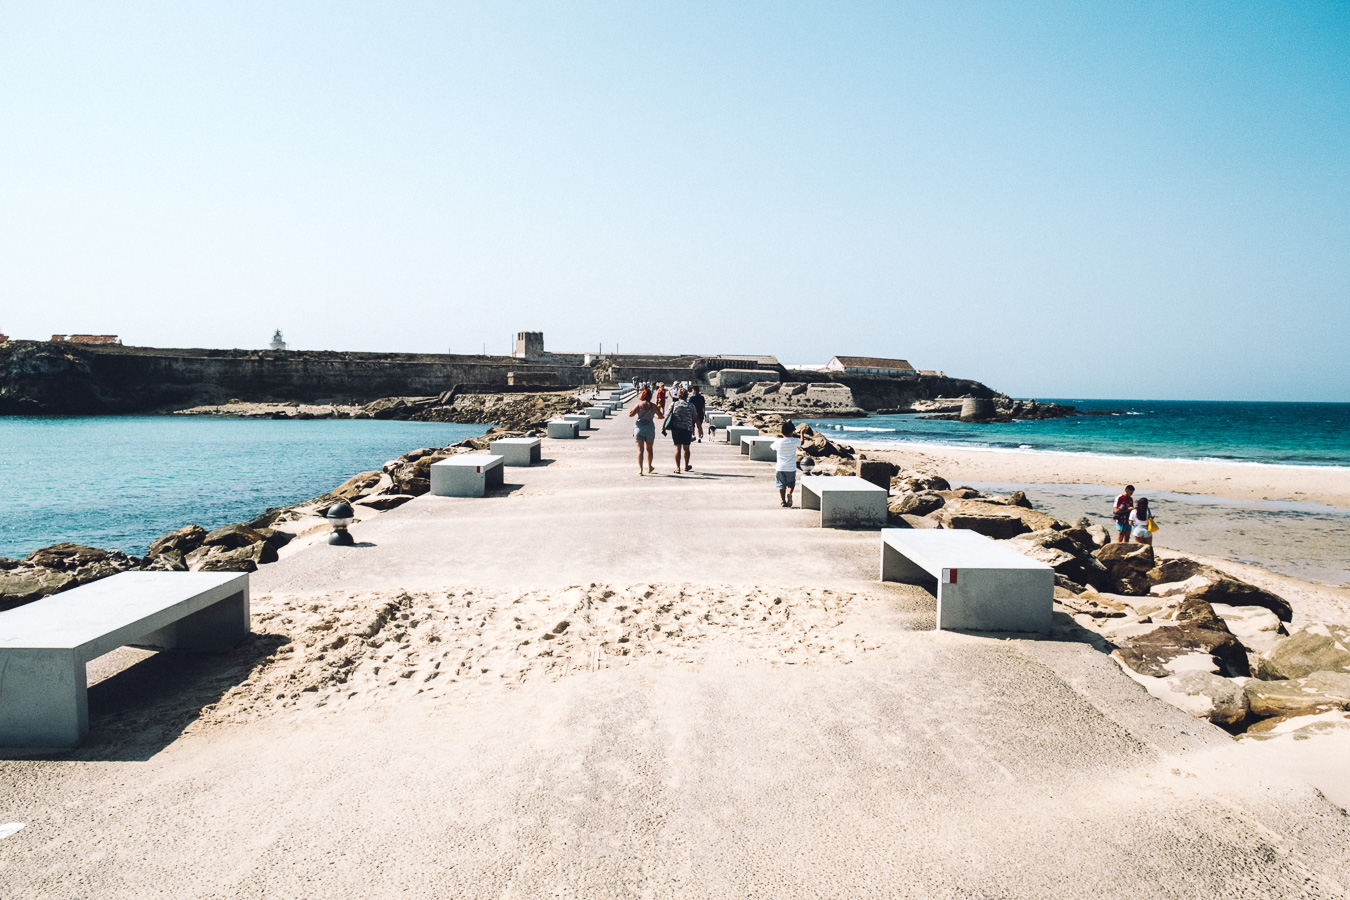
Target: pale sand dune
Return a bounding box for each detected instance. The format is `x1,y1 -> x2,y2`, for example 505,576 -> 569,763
852,442 -> 1350,508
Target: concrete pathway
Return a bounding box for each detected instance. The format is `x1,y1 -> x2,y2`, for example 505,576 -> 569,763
2,403 -> 1348,899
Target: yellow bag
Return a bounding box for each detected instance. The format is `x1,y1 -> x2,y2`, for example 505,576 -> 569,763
1146,517 -> 1158,533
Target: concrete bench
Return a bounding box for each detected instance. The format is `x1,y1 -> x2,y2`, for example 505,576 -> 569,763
741,435 -> 777,461
585,405 -> 609,419
547,419 -> 580,439
725,425 -> 759,445
561,413 -> 592,431
879,529 -> 1053,633
0,571 -> 250,748
430,454 -> 505,497
799,475 -> 889,528
709,413 -> 735,429
489,437 -> 542,466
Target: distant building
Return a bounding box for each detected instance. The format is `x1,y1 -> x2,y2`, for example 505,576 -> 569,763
270,330 -> 287,351
513,331 -> 544,359
50,334 -> 122,346
825,356 -> 916,376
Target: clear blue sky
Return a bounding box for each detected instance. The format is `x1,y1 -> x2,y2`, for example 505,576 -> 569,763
2,2 -> 1347,401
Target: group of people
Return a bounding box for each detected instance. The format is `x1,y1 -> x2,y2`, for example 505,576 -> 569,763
627,384 -> 803,507
628,383 -> 706,474
1113,484 -> 1159,545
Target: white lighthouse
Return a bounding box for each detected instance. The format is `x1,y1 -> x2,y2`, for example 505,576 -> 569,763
270,329 -> 287,351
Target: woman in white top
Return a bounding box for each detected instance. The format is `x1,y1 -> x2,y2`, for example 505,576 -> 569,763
1128,497 -> 1156,546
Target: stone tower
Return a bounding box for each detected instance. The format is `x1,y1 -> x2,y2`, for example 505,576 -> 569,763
513,331 -> 544,359
270,329 -> 287,351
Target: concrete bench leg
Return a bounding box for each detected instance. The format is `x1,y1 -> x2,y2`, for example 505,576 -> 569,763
134,589 -> 251,652
937,569 -> 1054,633
486,465 -> 504,491
821,495 -> 887,529
880,544 -> 936,587
801,486 -> 821,510
0,649 -> 87,748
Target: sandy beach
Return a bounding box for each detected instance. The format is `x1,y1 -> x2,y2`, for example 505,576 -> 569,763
848,441 -> 1350,509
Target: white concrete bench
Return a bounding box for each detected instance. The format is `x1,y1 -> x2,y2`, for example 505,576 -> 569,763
0,571 -> 250,748
585,405 -> 609,419
430,454 -> 505,497
741,435 -> 777,461
879,529 -> 1053,633
561,413 -> 592,430
709,413 -> 735,429
489,437 -> 542,466
725,425 -> 758,445
548,419 -> 581,438
799,475 -> 889,528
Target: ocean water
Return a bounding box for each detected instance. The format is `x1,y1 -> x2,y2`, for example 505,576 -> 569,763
805,399 -> 1350,468
0,416 -> 490,559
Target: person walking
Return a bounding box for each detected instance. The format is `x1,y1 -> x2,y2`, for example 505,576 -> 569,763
1113,485 -> 1135,543
663,388 -> 697,473
770,421 -> 801,507
628,389 -> 661,475
689,385 -> 706,442
655,382 -> 669,417
1129,498 -> 1156,546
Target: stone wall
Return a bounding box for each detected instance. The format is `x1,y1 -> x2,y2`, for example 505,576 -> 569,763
0,342 -> 598,415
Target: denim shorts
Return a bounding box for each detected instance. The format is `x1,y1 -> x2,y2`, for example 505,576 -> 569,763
775,470 -> 797,489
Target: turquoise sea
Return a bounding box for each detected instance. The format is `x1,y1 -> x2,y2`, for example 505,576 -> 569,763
806,399 -> 1350,469
0,417 -> 489,559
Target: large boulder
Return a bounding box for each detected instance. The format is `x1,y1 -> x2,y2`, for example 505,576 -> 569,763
0,567 -> 76,612
888,491 -> 945,517
933,500 -> 1066,540
893,472 -> 950,493
146,524 -> 207,558
202,523 -> 268,550
1151,671 -> 1249,727
1256,624 -> 1350,680
857,459 -> 900,490
24,542 -> 133,572
1008,529 -> 1114,591
1114,623 -> 1250,678
1094,543 -> 1155,595
331,470 -> 382,500
186,542 -> 271,573
1242,710 -> 1350,740
1185,577 -> 1292,623
1244,671 -> 1350,719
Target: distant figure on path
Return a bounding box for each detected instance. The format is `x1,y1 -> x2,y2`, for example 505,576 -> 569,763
655,382 -> 669,416
689,385 -> 706,441
629,389 -> 661,475
1129,498 -> 1156,546
770,422 -> 801,507
1113,485 -> 1135,543
664,388 -> 697,473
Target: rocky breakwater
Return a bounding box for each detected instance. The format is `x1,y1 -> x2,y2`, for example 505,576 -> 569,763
914,395 -> 1087,423
791,430 -> 1350,740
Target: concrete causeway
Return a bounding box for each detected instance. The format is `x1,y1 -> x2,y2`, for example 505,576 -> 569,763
2,405 -> 1348,898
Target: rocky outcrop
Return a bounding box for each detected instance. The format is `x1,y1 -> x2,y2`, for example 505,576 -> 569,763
1244,672 -> 1350,719
1256,625 -> 1350,680
1093,543 -> 1155,595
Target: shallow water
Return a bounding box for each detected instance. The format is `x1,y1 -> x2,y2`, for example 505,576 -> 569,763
0,416 -> 489,558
